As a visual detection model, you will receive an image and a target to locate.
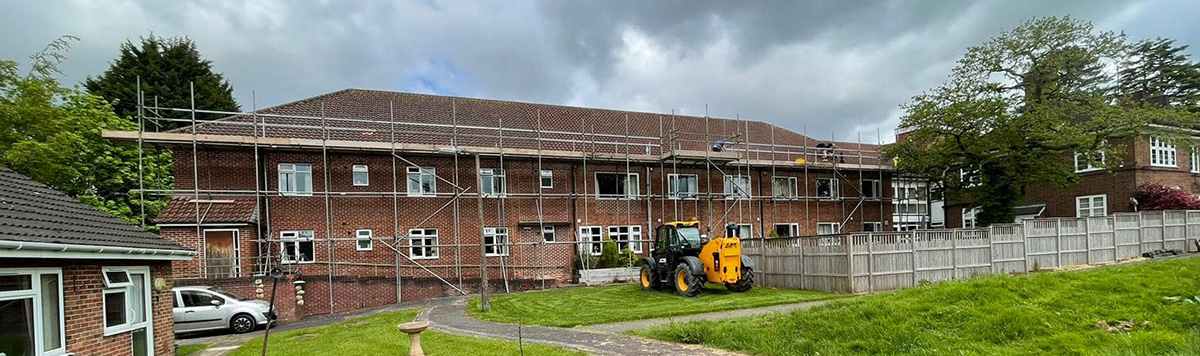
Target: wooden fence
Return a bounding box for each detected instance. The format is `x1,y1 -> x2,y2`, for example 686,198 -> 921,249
742,210 -> 1200,294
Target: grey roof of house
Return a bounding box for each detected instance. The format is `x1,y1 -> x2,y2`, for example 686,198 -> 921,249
1014,204 -> 1046,217
0,166 -> 190,251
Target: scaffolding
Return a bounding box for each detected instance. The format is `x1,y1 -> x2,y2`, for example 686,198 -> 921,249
120,82 -> 895,314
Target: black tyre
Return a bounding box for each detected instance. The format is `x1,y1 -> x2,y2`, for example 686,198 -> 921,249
673,263 -> 702,297
230,313 -> 257,334
639,263 -> 659,291
725,268 -> 754,292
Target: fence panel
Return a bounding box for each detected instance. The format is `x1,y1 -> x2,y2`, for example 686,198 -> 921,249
1024,219 -> 1060,270
1141,211 -> 1165,252
1114,213 -> 1142,259
1164,211 -> 1188,251
990,224 -> 1026,274
1087,216 -> 1117,264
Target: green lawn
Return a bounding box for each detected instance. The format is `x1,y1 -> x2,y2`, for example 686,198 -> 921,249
176,344 -> 208,356
228,309 -> 585,356
468,283 -> 842,327
634,256 -> 1200,356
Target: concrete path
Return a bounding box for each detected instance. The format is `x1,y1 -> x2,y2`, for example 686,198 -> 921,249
579,299 -> 835,333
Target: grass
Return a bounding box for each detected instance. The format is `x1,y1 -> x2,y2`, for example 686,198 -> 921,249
634,256 -> 1200,356
468,283 -> 843,327
227,309 -> 585,356
176,344 -> 208,356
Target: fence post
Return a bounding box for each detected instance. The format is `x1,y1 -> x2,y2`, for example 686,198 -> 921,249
1163,210 -> 1169,251
910,231 -> 919,287
1137,212 -> 1145,257
866,232 -> 874,293
950,230 -> 958,280
987,226 -> 995,274
1084,217 -> 1092,265
799,238 -> 806,290
1023,222 -> 1031,272
845,235 -> 855,294
1054,219 -> 1063,269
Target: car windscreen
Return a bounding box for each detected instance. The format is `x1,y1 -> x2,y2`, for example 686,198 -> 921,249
208,287 -> 253,301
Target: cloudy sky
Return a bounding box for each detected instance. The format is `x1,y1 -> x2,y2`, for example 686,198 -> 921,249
2,0 -> 1198,143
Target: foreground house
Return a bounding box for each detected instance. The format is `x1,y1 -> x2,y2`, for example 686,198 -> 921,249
104,89 -> 895,320
0,167 -> 194,356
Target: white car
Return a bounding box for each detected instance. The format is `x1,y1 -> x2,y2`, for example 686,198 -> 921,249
172,286 -> 276,334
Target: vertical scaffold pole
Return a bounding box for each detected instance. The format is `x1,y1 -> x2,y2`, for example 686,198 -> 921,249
190,82 -> 203,278
320,103 -> 334,315
476,153 -> 489,312
391,101 -> 402,303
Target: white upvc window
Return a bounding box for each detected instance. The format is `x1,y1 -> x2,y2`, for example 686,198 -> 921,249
542,225 -> 556,242
595,173 -> 639,199
280,230 -> 315,264
407,166 -> 437,196
862,222 -> 883,232
356,229 -> 373,251
484,227 -> 509,256
408,228 -> 439,259
862,179 -> 881,198
817,222 -> 841,235
1074,152 -> 1106,173
1192,148 -> 1199,173
579,226 -> 603,255
962,207 -> 980,228
773,223 -> 799,237
1150,137 -> 1177,167
278,163 -> 313,196
1076,194 -> 1107,218
480,169 -> 507,197
816,178 -> 839,199
352,165 -> 369,186
540,170 -> 554,189
608,225 -> 643,253
772,176 -> 797,199
668,174 -> 698,199
724,175 -> 751,199
101,266 -> 151,337
0,268 -> 66,356
727,223 -> 753,239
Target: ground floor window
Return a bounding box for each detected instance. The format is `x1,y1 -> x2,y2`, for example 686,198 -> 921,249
0,268 -> 65,356
1076,194 -> 1107,217
280,230 -> 315,264
962,208 -> 980,228
409,228 -> 439,259
726,223 -> 753,239
102,267 -> 151,337
579,226 -> 602,255
484,227 -> 509,256
608,225 -> 643,253
862,222 -> 883,232
773,223 -> 799,237
542,225 -> 556,242
817,222 -> 841,235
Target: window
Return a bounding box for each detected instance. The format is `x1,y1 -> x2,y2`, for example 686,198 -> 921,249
668,174 -> 698,199
1074,152 -> 1106,173
409,228 -> 439,259
480,169 -> 507,197
1076,194 -> 1107,218
1150,137 -> 1177,167
816,178 -> 839,199
1193,148 -> 1199,173
0,268 -> 64,356
862,222 -> 883,232
278,163 -> 313,196
280,230 -> 315,264
817,223 -> 841,235
540,170 -> 553,189
773,223 -> 799,237
727,224 -> 753,239
596,173 -> 638,199
864,178 -> 883,197
179,290 -> 221,307
483,227 -> 509,256
542,225 -> 555,242
579,226 -> 603,255
960,169 -> 982,187
896,203 -> 928,215
608,226 -> 643,253
356,229 -> 372,251
962,207 -> 980,228
352,165 -> 369,186
407,166 -> 437,196
724,175 -> 751,199
772,177 -> 797,199
101,267 -> 150,336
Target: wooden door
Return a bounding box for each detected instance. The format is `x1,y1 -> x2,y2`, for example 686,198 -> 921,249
204,230 -> 236,278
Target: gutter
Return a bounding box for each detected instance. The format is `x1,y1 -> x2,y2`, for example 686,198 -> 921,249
0,240 -> 197,261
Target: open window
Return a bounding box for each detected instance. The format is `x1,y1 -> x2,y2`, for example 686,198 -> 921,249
356,229 -> 373,251
595,173 -> 638,199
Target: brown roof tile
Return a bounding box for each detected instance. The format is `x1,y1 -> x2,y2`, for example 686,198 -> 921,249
156,197 -> 257,224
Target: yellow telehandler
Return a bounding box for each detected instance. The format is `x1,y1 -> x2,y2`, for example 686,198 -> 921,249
639,220 -> 754,297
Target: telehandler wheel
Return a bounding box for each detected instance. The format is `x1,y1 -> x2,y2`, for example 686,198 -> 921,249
673,263 -> 702,297
725,268 -> 754,292
639,263 -> 659,291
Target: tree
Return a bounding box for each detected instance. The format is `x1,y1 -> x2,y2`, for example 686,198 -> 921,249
84,35 -> 239,131
886,17 -> 1200,226
0,36 -> 172,229
1132,182 -> 1200,210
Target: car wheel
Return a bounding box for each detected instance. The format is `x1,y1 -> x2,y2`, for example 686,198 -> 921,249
230,314 -> 257,334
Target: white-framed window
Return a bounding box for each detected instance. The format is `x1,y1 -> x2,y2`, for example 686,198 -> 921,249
862,179 -> 881,198
352,165 -> 369,186
962,207 -> 980,228
816,178 -> 839,199
278,163 -> 313,196
101,266 -> 151,336
409,228 -> 439,259
407,166 -> 437,196
817,222 -> 841,235
540,170 -> 553,189
480,169 -> 507,197
1192,148 -> 1199,173
483,227 -> 509,256
608,225 -> 643,253
773,223 -> 799,237
1150,137 -> 1177,167
542,225 -> 556,242
960,169 -> 982,187
668,174 -> 698,199
724,175 -> 751,199
862,222 -> 883,232
1074,152 -> 1106,173
727,223 -> 753,239
579,226 -> 603,255
1076,194 -> 1107,218
0,268 -> 65,356
356,229 -> 373,251
280,230 -> 315,264
896,203 -> 929,215
595,173 -> 638,199
772,177 -> 797,199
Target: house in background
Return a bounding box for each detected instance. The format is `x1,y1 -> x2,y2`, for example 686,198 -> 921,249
0,167 -> 194,356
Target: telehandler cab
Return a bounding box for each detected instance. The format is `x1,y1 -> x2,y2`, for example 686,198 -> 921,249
639,220 -> 755,297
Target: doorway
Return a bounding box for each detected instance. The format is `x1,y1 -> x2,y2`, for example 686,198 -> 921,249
204,229 -> 240,278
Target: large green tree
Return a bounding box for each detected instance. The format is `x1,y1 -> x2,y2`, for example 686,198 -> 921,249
886,17 -> 1200,226
0,37 -> 172,229
85,35 -> 239,131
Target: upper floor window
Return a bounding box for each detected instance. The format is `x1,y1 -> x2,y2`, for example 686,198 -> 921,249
724,175 -> 751,199
542,225 -> 556,242
668,174 -> 698,199
540,170 -> 554,189
1150,137 -> 1177,167
356,229 -> 373,251
409,228 -> 439,259
862,179 -> 881,198
816,178 -> 839,199
278,163 -> 313,196
772,177 -> 797,199
1076,194 -> 1107,217
483,227 -> 509,256
407,167 -> 437,196
480,169 -> 507,197
280,230 -> 315,264
1074,152 -> 1106,173
596,173 -> 638,199
352,165 -> 369,186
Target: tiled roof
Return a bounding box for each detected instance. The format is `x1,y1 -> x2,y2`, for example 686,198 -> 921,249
0,166 -> 190,251
156,197 -> 258,224
176,89 -> 883,164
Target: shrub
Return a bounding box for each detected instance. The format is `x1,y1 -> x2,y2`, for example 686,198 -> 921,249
574,252 -> 598,269
618,248 -> 639,267
597,239 -> 619,268
1133,182 -> 1200,211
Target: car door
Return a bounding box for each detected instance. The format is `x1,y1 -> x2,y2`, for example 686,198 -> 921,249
171,290 -> 194,333
177,290 -> 228,331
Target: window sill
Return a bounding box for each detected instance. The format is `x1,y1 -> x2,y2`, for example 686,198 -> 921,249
279,193 -> 314,197
280,261 -> 315,265
484,254 -> 510,258
1149,164 -> 1178,168
409,256 -> 439,260
103,320 -> 150,337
